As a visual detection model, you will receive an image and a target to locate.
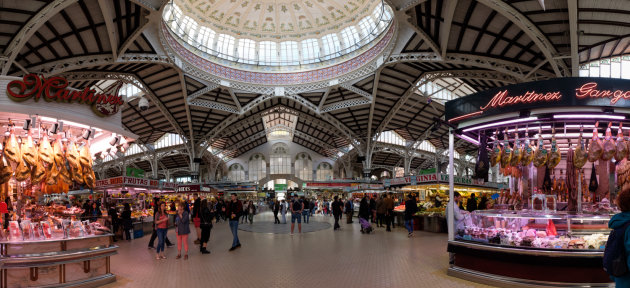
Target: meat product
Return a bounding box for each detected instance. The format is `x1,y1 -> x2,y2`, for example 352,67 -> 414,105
50,161 -> 60,179
588,163 -> 598,202
79,142 -> 92,168
52,135 -> 64,166
45,168 -> 56,185
72,164 -> 84,184
602,122 -> 615,161
490,130 -> 501,167
58,161 -> 72,185
3,128 -> 20,164
566,146 -> 577,212
0,155 -> 12,184
521,127 -> 534,166
66,140 -> 80,169
14,158 -> 30,182
38,133 -> 54,166
500,129 -> 512,169
533,127 -> 547,168
614,123 -> 628,162
548,127 -> 561,169
83,166 -> 95,189
542,165 -> 552,193
588,122 -> 603,162
22,131 -> 37,167
510,127 -> 522,167
574,128 -> 588,169
30,155 -> 46,184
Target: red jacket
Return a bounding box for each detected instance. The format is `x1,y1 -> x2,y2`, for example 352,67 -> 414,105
225,200 -> 243,221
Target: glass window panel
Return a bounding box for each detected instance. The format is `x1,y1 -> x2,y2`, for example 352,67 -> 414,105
280,41 -> 299,65
341,26 -> 360,51
611,61 -> 621,78
622,59 -> 630,79
321,33 -> 341,60
217,34 -> 235,60
237,38 -> 257,64
259,41 -> 277,65
196,26 -> 215,53
358,17 -> 376,41
301,39 -> 320,64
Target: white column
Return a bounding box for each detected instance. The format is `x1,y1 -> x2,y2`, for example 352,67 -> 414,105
447,128 -> 455,241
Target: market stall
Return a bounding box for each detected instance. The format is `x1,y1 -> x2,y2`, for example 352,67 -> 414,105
443,77 -> 629,287
0,74 -> 131,287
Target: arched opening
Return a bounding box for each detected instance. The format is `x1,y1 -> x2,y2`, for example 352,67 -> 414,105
295,152 -> 312,181
248,153 -> 266,181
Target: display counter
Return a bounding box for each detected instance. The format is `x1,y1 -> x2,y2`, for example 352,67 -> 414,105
447,210 -> 611,287
0,234 -> 118,288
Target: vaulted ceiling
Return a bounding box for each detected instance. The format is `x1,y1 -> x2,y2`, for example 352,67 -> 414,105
1,0 -> 629,177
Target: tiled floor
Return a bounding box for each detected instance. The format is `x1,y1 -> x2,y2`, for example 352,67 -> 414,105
104,212 -> 491,288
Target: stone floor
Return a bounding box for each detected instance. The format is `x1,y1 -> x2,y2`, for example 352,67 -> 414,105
104,212 -> 491,288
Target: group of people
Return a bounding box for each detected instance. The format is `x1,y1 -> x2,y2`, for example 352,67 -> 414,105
270,196 -> 318,225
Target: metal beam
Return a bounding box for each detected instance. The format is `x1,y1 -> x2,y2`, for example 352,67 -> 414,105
118,12 -> 151,57
366,68 -> 382,169
321,98 -> 371,113
476,0 -> 569,77
402,18 -> 441,55
188,99 -> 240,113
187,84 -> 220,102
440,0 -> 458,58
25,53 -> 173,77
398,0 -> 428,12
317,87 -> 332,112
2,0 -> 78,75
339,82 -> 373,100
98,0 -> 119,59
179,73 -> 195,151
568,0 -> 579,76
227,88 -> 243,111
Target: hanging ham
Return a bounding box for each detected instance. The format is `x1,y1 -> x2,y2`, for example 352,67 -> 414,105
500,129 -> 512,169
566,144 -> 577,212
3,128 -> 20,164
574,127 -> 588,169
521,127 -> 534,166
30,155 -> 45,185
66,139 -> 80,169
38,133 -> 54,166
588,122 -> 603,162
0,154 -> 12,184
14,158 -> 30,182
602,122 -> 616,161
510,127 -> 522,167
52,135 -> 64,166
533,127 -> 547,168
548,127 -> 561,169
22,130 -> 37,167
475,134 -> 489,181
490,130 -> 501,167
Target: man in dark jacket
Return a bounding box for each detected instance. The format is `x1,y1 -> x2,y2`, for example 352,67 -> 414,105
466,193 -> 478,212
225,193 -> 243,251
302,197 -> 310,224
345,198 -> 354,224
273,200 -> 280,224
383,193 -> 395,232
369,196 -> 377,223
404,194 -> 418,237
332,196 -> 343,230
108,205 -> 119,242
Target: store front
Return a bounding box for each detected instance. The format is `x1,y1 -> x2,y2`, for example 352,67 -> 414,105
444,77 -> 630,286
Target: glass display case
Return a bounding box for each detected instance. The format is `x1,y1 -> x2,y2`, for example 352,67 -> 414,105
455,210 -> 611,251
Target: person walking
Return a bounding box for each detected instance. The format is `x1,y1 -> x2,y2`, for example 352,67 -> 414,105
383,193 -> 394,232
606,187 -> 630,286
290,195 -> 303,235
199,199 -> 213,254
148,198 -> 174,249
241,200 -> 249,224
175,203 -> 190,259
225,194 -> 243,251
121,203 -> 132,241
404,194 -> 418,237
281,199 -> 287,224
345,198 -> 354,224
369,196 -> 377,223
154,202 -> 169,260
302,197 -> 310,224
192,194 -> 202,245
332,196 -> 342,230
376,195 -> 385,227
247,200 -> 256,224
358,196 -> 370,232
273,200 -> 280,224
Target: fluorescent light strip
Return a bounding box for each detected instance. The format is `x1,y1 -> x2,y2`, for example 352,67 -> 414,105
457,134 -> 479,145
554,114 -> 625,120
463,117 -> 539,132
506,126 -> 551,133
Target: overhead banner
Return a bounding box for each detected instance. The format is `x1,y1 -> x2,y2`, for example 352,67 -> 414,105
177,184 -> 211,193
445,77 -> 630,122
95,176 -> 160,189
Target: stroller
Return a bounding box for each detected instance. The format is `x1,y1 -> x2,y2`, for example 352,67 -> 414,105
359,218 -> 373,234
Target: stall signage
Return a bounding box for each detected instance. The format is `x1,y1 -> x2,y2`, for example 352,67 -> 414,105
305,182 -> 353,187
6,74 -> 125,117
159,181 -> 178,190
95,176 -> 158,188
177,184 -> 211,193
446,77 -> 630,122
438,173 -> 473,185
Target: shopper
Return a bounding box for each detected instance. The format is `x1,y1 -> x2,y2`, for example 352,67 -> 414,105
448,192 -> 467,231
404,194 -> 418,237
90,202 -> 101,222
247,200 -> 256,224
241,200 -> 249,224
290,195 -> 303,235
148,197 -> 174,249
606,187 -> 630,286
225,193 -> 243,251
345,198 -> 354,224
199,199 -> 213,254
281,199 -> 287,224
358,196 -> 370,226
383,193 -> 394,232
332,196 -> 342,230
302,197 -> 310,224
376,195 -> 385,227
478,195 -> 488,210
108,205 -> 119,242
192,194 -> 201,245
369,196 -> 377,223
466,193 -> 478,212
175,202 -> 190,260
154,202 -> 169,260
273,200 -> 280,224
121,203 -> 132,241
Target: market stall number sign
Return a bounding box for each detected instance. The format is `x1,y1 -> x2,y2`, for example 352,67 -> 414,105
446,77 -> 630,122
6,74 -> 125,117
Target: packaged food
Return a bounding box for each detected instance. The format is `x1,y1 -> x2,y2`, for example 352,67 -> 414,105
83,221 -> 92,235
68,221 -> 85,238
20,220 -> 33,240
31,222 -> 44,240
42,221 -> 53,239
8,221 -> 22,241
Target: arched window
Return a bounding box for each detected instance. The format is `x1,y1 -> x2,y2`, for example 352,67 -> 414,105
295,153 -> 312,181
321,33 -> 341,60
217,34 -> 235,60
270,144 -> 291,174
380,170 -> 390,179
248,154 -> 266,181
301,39 -> 320,64
178,16 -> 197,41
358,17 -> 376,41
237,38 -> 257,64
341,26 -> 360,50
228,163 -> 245,182
196,26 -> 215,53
280,41 -> 299,65
259,41 -> 277,65
316,162 -> 333,181
579,55 -> 630,79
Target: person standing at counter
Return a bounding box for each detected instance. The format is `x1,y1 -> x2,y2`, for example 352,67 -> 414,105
606,187 -> 630,286
383,193 -> 394,232
478,195 -> 488,210
154,202 -> 169,260
121,203 -> 132,241
175,203 -> 190,259
466,193 -> 478,212
192,194 -> 201,245
345,198 -> 354,224
448,192 -> 467,231
225,193 -> 243,251
404,195 -> 418,237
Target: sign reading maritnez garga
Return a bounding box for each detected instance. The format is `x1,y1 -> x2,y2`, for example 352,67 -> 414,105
6,73 -> 125,117
445,77 -> 630,123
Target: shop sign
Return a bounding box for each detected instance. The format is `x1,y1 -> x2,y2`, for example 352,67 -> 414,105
438,173 -> 473,185
274,184 -> 287,192
383,179 -> 390,187
159,181 -> 178,190
95,176 -> 159,188
126,167 -> 145,178
446,77 -> 630,122
305,182 -> 353,187
6,74 -> 125,117
177,184 -> 211,193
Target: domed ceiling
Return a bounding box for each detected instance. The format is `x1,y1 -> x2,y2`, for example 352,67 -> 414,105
174,0 -> 381,41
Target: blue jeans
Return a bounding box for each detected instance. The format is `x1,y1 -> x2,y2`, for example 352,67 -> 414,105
229,220 -> 240,248
404,219 -> 414,233
303,210 -> 310,223
156,228 -> 167,253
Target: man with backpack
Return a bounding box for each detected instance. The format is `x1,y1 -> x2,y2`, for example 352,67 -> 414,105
605,188 -> 630,286
290,195 -> 303,235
